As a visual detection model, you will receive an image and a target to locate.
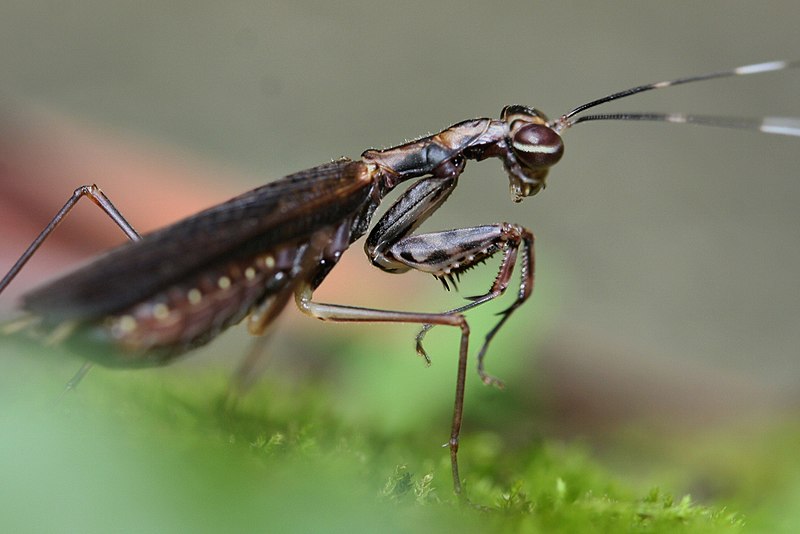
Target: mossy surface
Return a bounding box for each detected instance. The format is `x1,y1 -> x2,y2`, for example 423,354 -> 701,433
3,331 -> 779,534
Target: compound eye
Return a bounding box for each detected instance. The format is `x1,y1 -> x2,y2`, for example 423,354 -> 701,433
511,124 -> 564,169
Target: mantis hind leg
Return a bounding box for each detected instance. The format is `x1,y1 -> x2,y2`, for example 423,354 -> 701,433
0,184 -> 140,394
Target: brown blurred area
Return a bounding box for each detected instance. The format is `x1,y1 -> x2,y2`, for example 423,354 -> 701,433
0,108 -> 228,303
537,324 -> 794,439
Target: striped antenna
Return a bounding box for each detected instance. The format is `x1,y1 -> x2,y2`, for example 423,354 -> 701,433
569,113 -> 800,137
551,60 -> 800,136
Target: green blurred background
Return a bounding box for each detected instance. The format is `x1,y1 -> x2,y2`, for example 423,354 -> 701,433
1,1 -> 799,532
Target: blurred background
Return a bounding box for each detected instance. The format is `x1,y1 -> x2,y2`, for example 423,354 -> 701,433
1,1 -> 799,529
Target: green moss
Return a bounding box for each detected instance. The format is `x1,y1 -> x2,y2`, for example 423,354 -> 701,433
0,335 -> 751,533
